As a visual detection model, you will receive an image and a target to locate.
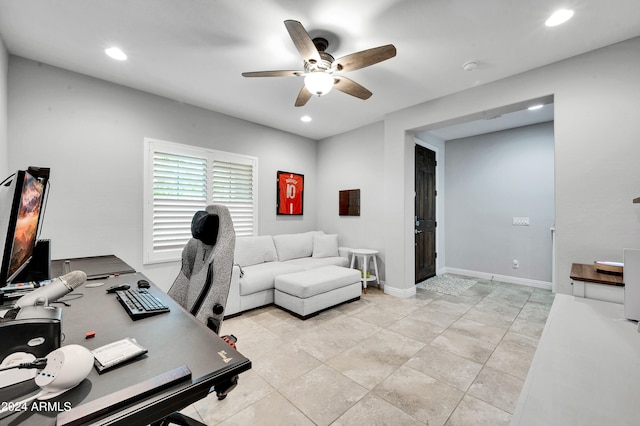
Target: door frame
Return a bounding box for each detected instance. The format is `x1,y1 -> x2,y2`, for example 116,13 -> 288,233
414,136 -> 442,278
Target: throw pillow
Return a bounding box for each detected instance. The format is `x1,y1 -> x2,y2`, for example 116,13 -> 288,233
312,234 -> 339,258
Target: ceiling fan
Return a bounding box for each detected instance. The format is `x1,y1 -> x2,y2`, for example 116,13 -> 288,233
242,20 -> 396,107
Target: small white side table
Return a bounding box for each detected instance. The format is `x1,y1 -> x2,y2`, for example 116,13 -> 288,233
350,249 -> 380,293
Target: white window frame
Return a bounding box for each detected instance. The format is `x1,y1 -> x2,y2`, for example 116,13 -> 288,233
143,138 -> 258,264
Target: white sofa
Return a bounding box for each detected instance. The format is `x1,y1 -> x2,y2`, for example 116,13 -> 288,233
225,231 -> 352,316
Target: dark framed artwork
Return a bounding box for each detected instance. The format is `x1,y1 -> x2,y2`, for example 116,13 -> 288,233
277,171 -> 304,215
339,189 -> 360,216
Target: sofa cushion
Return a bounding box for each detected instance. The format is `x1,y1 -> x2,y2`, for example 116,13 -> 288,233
275,266 -> 361,298
312,234 -> 339,258
273,231 -> 321,261
284,256 -> 349,270
235,235 -> 277,267
239,262 -> 304,296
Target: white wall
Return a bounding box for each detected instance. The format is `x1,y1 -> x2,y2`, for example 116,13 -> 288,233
317,122 -> 386,280
444,122 -> 554,284
0,37 -> 7,178
7,56 -> 317,290
384,36 -> 640,296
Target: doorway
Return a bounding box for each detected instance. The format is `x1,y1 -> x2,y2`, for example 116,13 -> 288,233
415,144 -> 436,283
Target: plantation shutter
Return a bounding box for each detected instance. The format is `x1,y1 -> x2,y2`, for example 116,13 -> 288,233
152,151 -> 207,252
212,160 -> 255,237
144,138 -> 258,264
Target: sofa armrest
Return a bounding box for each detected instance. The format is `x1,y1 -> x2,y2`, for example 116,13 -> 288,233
225,264 -> 242,316
339,247 -> 353,261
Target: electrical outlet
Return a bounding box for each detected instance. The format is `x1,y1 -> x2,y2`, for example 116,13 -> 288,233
512,217 -> 530,226
512,259 -> 520,269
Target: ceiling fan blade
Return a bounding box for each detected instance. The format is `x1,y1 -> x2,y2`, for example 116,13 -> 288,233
333,77 -> 373,100
295,85 -> 313,107
284,20 -> 321,64
242,70 -> 303,78
333,44 -> 397,72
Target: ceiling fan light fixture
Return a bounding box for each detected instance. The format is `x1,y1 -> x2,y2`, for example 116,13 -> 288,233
545,9 -> 574,27
304,72 -> 334,96
105,47 -> 127,61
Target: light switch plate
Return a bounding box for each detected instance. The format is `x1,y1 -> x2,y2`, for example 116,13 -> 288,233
513,217 -> 530,226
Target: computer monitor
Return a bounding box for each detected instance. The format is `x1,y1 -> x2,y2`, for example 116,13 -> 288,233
0,169 -> 49,284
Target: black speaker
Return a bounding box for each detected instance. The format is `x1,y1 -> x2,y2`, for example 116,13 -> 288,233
0,305 -> 61,361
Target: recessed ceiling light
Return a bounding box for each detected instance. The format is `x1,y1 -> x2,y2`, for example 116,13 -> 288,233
545,9 -> 574,27
528,104 -> 544,110
105,47 -> 127,61
300,115 -> 312,122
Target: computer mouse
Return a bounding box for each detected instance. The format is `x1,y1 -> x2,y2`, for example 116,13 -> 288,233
106,284 -> 130,293
137,279 -> 150,289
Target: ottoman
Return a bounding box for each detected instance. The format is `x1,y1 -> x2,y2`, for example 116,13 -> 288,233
274,265 -> 361,319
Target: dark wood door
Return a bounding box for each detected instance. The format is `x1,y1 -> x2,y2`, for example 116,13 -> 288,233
415,144 -> 436,282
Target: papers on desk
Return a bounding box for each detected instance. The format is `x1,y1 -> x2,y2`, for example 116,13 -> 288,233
92,337 -> 147,373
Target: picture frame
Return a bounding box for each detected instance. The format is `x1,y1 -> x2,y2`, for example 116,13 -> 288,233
277,171 -> 304,215
339,189 -> 360,216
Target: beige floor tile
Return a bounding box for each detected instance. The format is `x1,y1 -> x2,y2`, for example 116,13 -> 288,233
448,317 -> 508,345
387,316 -> 445,344
217,391 -> 314,426
353,303 -> 408,325
445,394 -> 511,426
516,301 -> 553,323
459,283 -> 495,297
427,295 -> 480,316
194,370 -> 274,424
207,276 -> 553,425
485,345 -> 534,380
431,329 -> 497,364
528,289 -> 555,304
411,305 -> 462,328
374,365 -> 464,425
405,345 -> 483,391
327,328 -> 425,389
462,305 -> 518,328
483,290 -> 531,308
499,330 -> 539,355
468,366 -> 525,414
279,364 -> 368,426
333,393 -> 423,426
251,342 -> 321,389
509,317 -> 546,339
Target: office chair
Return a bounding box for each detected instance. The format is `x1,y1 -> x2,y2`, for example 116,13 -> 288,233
168,204 -> 235,335
166,205 -> 239,407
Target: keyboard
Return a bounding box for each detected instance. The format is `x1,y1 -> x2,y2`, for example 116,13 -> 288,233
116,288 -> 170,319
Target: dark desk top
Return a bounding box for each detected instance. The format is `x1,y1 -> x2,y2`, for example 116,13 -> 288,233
570,263 -> 624,286
1,273 -> 251,425
51,255 -> 136,279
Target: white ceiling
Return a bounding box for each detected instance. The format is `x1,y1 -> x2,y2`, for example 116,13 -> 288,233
1,1 -> 639,140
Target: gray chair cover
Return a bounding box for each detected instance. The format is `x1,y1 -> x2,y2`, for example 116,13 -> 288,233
168,205 -> 236,334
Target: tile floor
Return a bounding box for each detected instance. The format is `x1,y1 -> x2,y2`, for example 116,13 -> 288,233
181,276 -> 555,425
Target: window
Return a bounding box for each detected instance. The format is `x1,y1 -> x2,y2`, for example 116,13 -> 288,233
143,138 -> 258,264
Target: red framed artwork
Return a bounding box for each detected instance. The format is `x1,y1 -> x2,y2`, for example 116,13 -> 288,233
277,171 -> 304,215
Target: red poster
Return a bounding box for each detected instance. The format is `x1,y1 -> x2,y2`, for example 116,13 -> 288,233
277,171 -> 304,215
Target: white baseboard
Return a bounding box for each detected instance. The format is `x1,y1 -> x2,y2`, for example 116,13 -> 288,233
444,267 -> 552,291
383,282 -> 416,298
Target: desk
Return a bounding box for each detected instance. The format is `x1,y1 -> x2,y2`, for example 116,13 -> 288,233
512,294 -> 640,425
570,263 -> 624,304
0,273 -> 251,425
